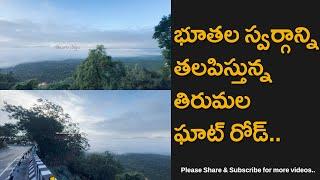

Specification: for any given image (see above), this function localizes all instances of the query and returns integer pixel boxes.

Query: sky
[0,90,171,155]
[0,0,170,67]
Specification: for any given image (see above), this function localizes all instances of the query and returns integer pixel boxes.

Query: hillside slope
[117,153,171,180]
[0,56,163,83]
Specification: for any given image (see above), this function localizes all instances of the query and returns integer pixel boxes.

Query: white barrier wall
[28,148,56,180]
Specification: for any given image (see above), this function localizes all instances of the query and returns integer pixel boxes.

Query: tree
[0,72,18,89]
[13,79,39,90]
[47,77,73,90]
[1,99,89,164]
[0,140,6,148]
[116,172,146,180]
[0,123,19,145]
[73,45,126,89]
[0,123,18,138]
[153,14,171,77]
[121,64,165,89]
[69,151,123,180]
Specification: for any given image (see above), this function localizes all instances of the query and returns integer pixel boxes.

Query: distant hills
[1,59,81,83]
[50,153,171,180]
[117,153,171,180]
[0,55,163,83]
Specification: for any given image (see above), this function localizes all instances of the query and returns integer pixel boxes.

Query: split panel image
[0,90,171,180]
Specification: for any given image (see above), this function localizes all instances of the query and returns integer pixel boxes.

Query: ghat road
[0,146,31,179]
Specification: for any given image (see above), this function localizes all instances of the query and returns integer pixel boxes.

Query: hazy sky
[0,0,170,67]
[0,90,171,155]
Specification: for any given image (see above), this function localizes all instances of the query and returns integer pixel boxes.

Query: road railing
[28,147,56,180]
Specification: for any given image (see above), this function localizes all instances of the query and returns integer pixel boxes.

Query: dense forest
[0,123,18,148]
[0,55,167,89]
[0,56,163,84]
[0,48,170,90]
[0,14,171,90]
[117,153,171,180]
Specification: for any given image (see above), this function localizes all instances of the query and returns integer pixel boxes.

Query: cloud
[93,97,169,131]
[0,91,103,129]
[0,19,159,49]
[0,19,161,67]
[0,91,38,124]
[0,91,170,154]
[3,20,153,44]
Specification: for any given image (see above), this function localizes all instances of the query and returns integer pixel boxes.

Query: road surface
[0,146,30,179]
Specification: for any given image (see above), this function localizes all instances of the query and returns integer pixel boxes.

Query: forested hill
[1,59,81,83]
[117,153,171,180]
[0,55,163,83]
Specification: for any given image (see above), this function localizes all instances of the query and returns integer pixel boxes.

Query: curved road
[0,146,30,179]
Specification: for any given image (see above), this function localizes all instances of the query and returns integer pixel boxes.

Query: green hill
[0,56,163,83]
[1,59,81,83]
[50,153,171,180]
[116,153,171,180]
